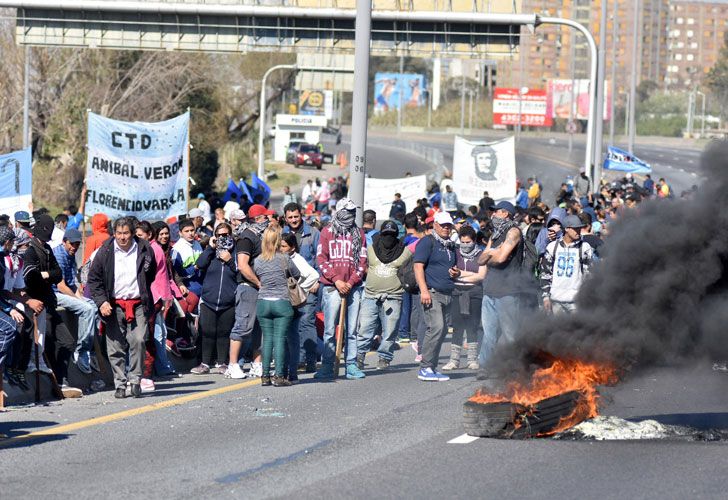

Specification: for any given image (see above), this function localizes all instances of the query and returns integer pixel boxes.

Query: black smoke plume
[484,141,728,384]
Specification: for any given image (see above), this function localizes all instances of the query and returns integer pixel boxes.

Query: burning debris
[466,142,728,437]
[465,359,618,438]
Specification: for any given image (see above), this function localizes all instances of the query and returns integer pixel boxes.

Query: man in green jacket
[356,221,412,370]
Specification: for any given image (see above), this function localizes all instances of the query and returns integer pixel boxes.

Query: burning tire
[463,391,584,439]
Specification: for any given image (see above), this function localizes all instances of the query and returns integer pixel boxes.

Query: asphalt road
[2,345,727,499]
[2,134,725,499]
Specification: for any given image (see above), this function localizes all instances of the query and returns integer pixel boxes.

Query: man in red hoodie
[83,213,110,264]
[315,198,368,380]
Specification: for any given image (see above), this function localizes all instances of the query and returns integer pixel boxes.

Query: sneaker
[441,359,459,371]
[345,364,366,380]
[212,363,228,375]
[418,367,450,382]
[414,354,422,362]
[305,360,317,373]
[114,387,126,399]
[398,337,411,344]
[467,361,479,370]
[61,384,83,398]
[29,357,53,375]
[90,379,107,392]
[74,351,92,374]
[272,375,292,387]
[130,383,142,398]
[313,365,335,380]
[140,378,156,393]
[392,342,401,351]
[249,362,263,378]
[376,358,390,370]
[225,363,247,379]
[190,363,210,375]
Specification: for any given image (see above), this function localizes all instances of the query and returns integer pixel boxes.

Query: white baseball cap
[335,198,358,211]
[434,211,453,225]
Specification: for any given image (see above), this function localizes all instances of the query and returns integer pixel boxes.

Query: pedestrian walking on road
[315,198,368,380]
[356,220,412,371]
[254,227,300,387]
[88,217,157,398]
[413,211,460,381]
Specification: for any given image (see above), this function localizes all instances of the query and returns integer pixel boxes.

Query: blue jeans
[479,294,522,368]
[397,292,412,340]
[357,295,402,361]
[321,284,362,366]
[290,292,318,367]
[153,310,175,374]
[55,293,96,354]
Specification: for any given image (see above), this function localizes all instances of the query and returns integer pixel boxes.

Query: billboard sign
[373,73,426,113]
[493,88,552,127]
[548,79,612,121]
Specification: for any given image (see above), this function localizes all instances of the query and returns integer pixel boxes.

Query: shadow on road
[0,420,69,450]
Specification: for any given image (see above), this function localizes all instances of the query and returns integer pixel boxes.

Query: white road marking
[691,172,698,177]
[448,433,480,444]
[679,168,685,172]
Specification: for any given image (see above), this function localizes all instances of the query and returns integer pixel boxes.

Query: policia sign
[85,112,190,220]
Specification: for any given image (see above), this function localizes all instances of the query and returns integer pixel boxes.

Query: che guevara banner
[452,136,517,206]
[85,111,189,220]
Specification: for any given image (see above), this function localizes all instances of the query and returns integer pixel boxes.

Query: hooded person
[356,220,412,370]
[535,207,567,256]
[83,212,110,264]
[315,197,368,380]
[22,214,80,393]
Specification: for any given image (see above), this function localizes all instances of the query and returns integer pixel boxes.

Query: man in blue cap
[477,200,526,375]
[14,211,32,231]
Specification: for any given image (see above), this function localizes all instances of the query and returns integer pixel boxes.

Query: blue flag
[251,173,271,204]
[603,146,652,174]
[222,179,243,203]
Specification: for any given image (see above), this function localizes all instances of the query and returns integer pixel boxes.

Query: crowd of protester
[0,168,683,403]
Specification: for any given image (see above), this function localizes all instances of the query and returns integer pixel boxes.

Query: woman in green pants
[254,227,301,386]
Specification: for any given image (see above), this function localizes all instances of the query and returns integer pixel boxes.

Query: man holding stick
[315,198,368,380]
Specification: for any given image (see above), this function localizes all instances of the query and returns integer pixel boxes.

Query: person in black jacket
[87,217,156,399]
[190,222,238,375]
[22,214,63,375]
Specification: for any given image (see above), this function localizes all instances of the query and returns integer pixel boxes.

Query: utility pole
[516,44,525,143]
[427,86,432,128]
[23,46,30,148]
[348,0,372,224]
[568,33,576,154]
[687,90,694,137]
[696,90,706,137]
[592,0,608,185]
[468,90,473,130]
[460,72,466,134]
[627,0,640,154]
[608,0,617,147]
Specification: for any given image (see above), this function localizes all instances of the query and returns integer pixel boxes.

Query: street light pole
[627,0,640,154]
[608,0,617,147]
[348,0,373,223]
[593,0,608,182]
[23,46,30,148]
[397,54,403,133]
[257,64,353,179]
[696,90,706,137]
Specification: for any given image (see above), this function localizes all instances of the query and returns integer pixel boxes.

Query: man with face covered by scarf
[477,201,526,376]
[356,220,411,370]
[22,214,83,396]
[315,198,368,380]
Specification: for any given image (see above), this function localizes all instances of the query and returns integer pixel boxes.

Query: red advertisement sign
[493,88,552,127]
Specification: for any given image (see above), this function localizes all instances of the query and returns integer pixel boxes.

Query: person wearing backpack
[356,221,412,370]
[477,201,526,373]
[539,215,594,315]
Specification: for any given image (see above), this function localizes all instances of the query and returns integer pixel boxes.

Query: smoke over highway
[486,140,728,382]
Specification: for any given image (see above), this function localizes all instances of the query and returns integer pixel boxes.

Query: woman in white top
[280,232,319,381]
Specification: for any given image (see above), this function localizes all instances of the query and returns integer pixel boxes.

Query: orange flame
[469,358,619,435]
